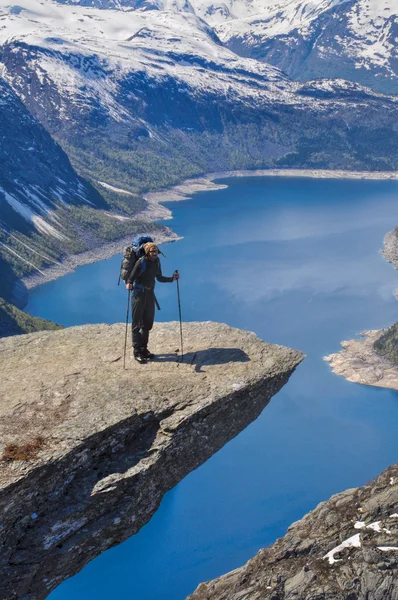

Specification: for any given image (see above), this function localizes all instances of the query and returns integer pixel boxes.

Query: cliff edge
[0,321,303,599]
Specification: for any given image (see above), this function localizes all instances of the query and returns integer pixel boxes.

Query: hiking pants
[131,289,155,351]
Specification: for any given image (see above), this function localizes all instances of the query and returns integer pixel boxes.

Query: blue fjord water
[27,176,398,600]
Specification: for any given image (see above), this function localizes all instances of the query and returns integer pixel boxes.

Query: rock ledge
[0,321,303,599]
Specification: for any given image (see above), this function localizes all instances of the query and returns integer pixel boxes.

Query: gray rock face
[0,321,303,599]
[188,463,398,600]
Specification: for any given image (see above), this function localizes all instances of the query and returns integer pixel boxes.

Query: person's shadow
[154,347,250,372]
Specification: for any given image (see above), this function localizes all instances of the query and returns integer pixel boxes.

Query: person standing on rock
[126,242,179,364]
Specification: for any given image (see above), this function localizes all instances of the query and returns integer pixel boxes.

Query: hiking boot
[141,347,155,360]
[134,350,147,364]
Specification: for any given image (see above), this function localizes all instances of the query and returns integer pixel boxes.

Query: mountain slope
[0,75,111,299]
[1,0,398,196]
[0,76,105,235]
[49,0,398,93]
[0,297,62,337]
[213,0,398,94]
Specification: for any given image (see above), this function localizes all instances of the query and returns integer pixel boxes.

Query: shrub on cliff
[373,322,398,364]
[0,298,62,338]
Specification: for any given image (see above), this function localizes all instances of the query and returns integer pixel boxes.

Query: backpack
[118,235,153,284]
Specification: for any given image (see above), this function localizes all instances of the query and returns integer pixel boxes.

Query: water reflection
[29,176,398,600]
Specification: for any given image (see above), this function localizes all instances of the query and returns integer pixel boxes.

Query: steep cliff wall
[0,321,303,599]
[188,463,398,600]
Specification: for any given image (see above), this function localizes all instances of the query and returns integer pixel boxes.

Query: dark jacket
[127,257,173,291]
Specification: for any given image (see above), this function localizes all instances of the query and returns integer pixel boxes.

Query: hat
[143,242,159,255]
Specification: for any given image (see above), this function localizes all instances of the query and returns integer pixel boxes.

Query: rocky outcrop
[383,228,398,271]
[323,228,398,389]
[324,330,398,390]
[188,463,398,600]
[0,321,303,599]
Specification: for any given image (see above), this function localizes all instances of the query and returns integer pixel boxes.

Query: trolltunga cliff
[0,321,303,599]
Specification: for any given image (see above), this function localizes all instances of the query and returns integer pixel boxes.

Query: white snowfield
[1,0,395,112]
[211,0,398,83]
[49,0,397,78]
[0,0,286,86]
[127,0,397,90]
[0,0,301,138]
[1,0,394,125]
[0,0,396,236]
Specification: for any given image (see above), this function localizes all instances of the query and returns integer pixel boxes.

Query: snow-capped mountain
[52,0,398,93]
[213,0,398,94]
[1,0,398,300]
[1,0,397,185]
[1,0,397,191]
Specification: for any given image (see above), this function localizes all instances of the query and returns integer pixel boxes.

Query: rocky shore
[324,227,398,390]
[382,227,398,271]
[144,168,398,206]
[19,227,179,293]
[324,330,398,390]
[188,463,398,600]
[0,321,303,599]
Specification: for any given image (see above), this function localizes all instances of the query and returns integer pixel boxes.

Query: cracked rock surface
[0,321,303,599]
[188,464,398,600]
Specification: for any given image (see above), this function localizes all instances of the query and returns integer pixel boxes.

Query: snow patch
[354,520,391,534]
[324,533,361,565]
[98,181,135,195]
[32,216,69,240]
[2,189,36,222]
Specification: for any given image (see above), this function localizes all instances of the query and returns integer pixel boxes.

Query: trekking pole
[175,270,184,362]
[123,289,131,369]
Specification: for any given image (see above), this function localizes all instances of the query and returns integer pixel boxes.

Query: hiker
[126,242,179,363]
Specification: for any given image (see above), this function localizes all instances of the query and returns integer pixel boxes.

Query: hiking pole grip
[175,270,184,362]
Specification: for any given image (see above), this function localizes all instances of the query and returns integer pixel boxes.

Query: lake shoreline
[382,228,398,271]
[144,168,398,205]
[19,168,398,297]
[325,228,398,390]
[324,329,398,390]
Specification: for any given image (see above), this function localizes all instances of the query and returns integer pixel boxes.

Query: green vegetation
[60,137,203,195]
[373,323,398,365]
[0,298,62,338]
